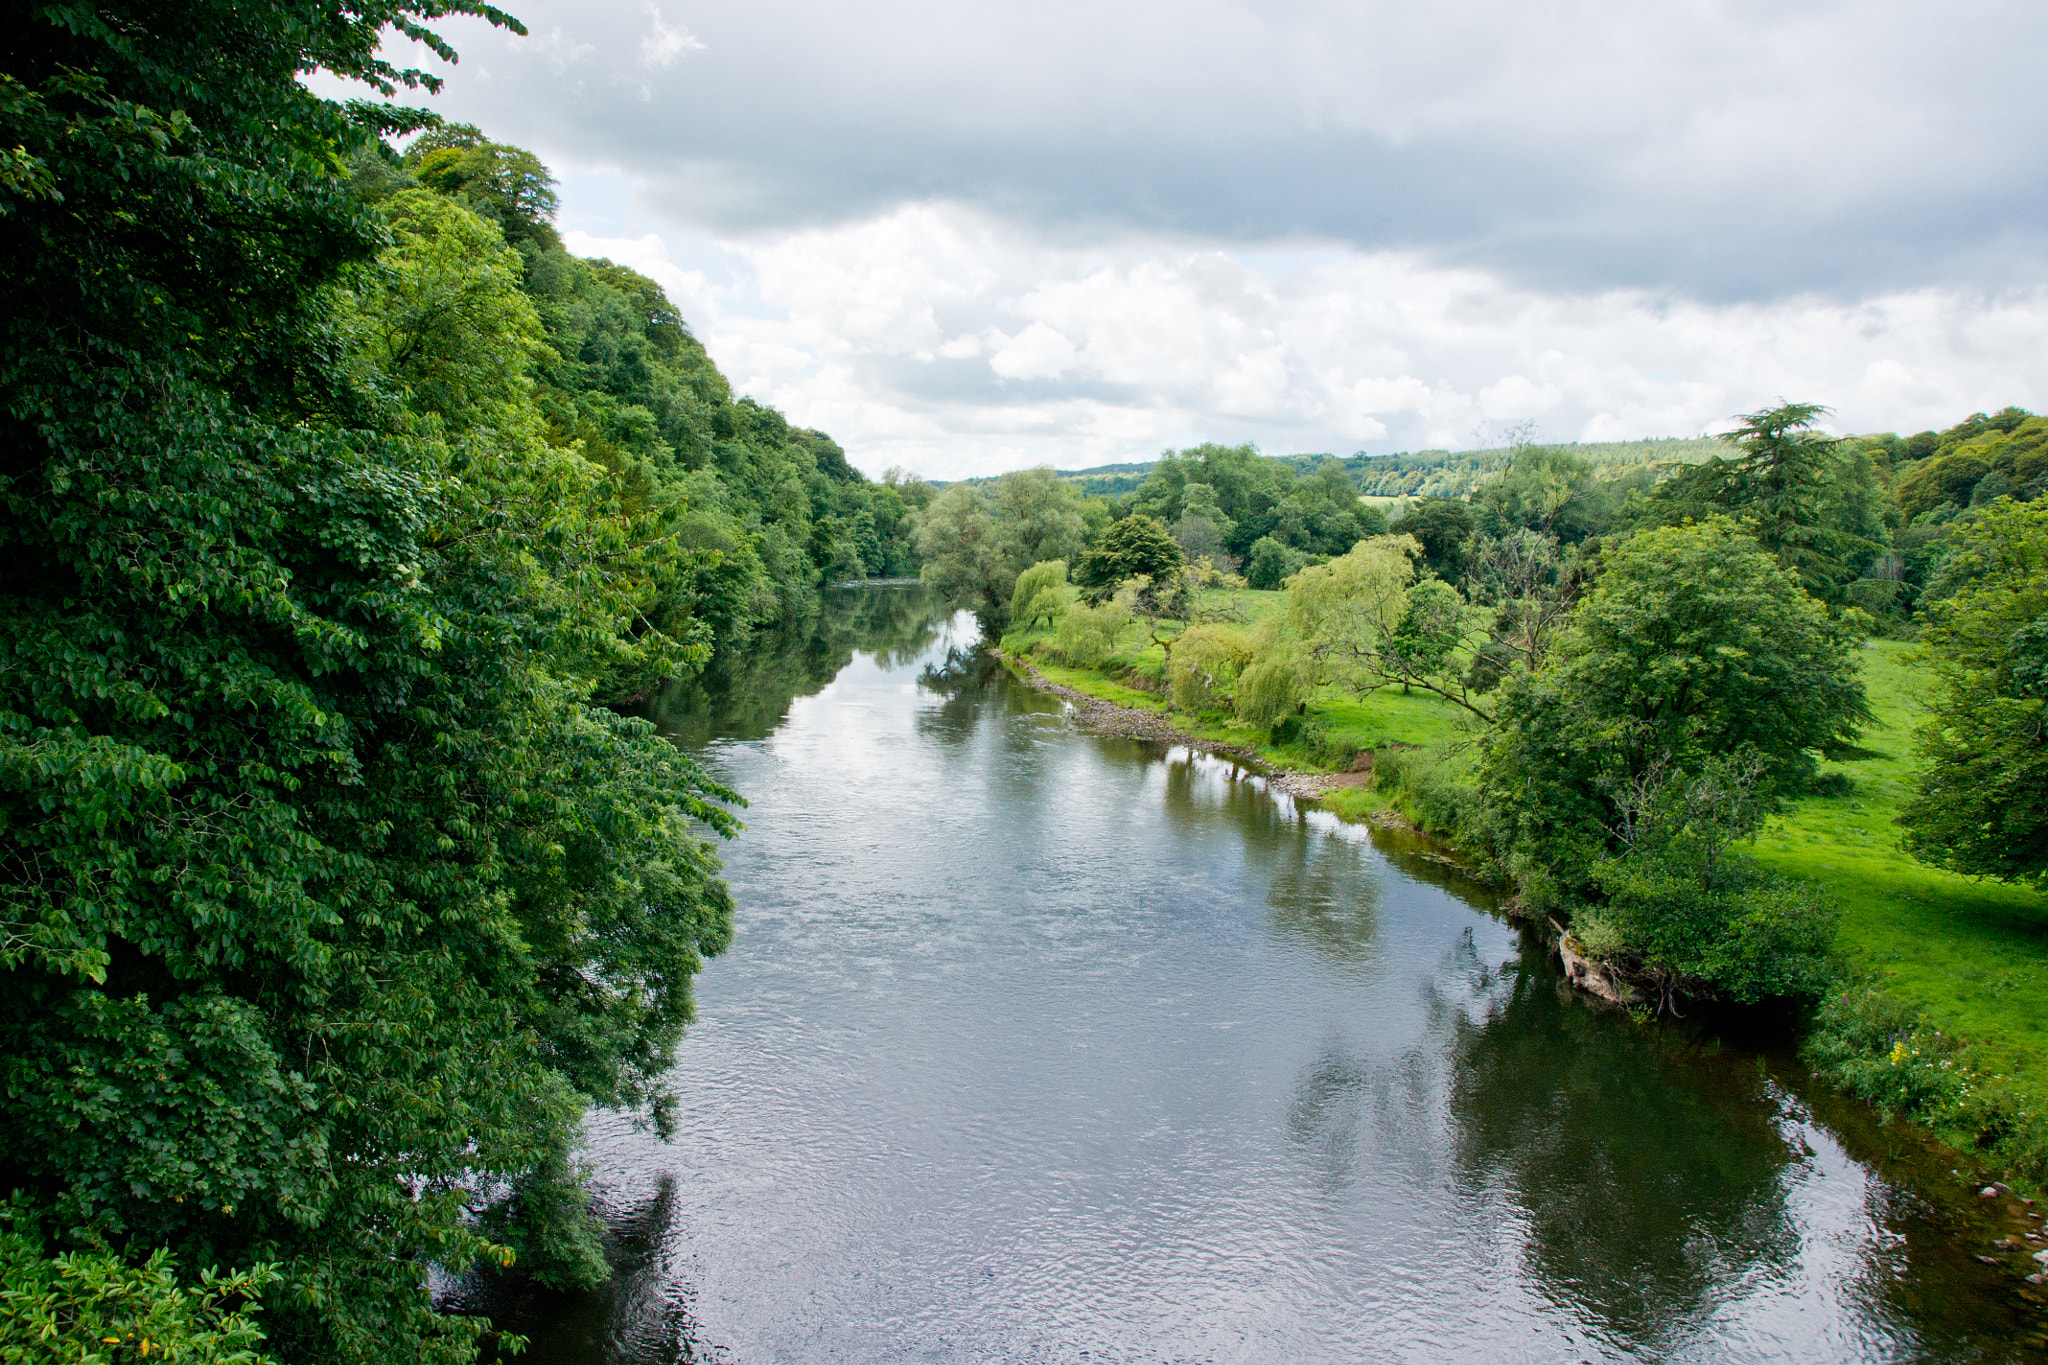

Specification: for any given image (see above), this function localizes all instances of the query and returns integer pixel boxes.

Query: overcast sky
[360,0,2048,478]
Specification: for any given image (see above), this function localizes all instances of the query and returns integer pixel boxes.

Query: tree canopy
[1898,497,2048,886]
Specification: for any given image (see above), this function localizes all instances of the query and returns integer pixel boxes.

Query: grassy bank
[1752,642,2048,1180]
[1006,611,2048,1182]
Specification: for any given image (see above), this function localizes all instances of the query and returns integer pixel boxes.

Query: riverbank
[990,647,1405,812]
[998,625,2048,1208]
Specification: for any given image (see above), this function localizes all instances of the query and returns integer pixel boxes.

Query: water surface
[494,587,2044,1363]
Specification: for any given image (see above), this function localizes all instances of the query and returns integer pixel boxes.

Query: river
[482,585,2044,1363]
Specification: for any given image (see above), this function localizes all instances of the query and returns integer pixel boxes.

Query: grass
[1750,641,2048,1142]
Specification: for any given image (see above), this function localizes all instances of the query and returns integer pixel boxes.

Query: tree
[1477,444,1599,542]
[1474,519,1870,893]
[403,123,561,251]
[1281,536,1487,717]
[1572,755,1838,1011]
[1645,403,1888,603]
[0,5,745,1362]
[992,466,1087,571]
[1243,535,1309,589]
[1010,559,1073,628]
[915,483,1007,615]
[1389,497,1475,583]
[1075,513,1183,599]
[1898,497,2048,886]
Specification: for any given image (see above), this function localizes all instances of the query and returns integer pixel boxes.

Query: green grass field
[1750,642,2048,1101]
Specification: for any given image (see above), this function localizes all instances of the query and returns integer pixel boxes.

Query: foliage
[1129,444,1378,561]
[1243,535,1311,590]
[0,4,764,1362]
[0,1199,282,1364]
[1010,559,1074,629]
[1898,497,2048,886]
[1473,519,1869,902]
[919,469,1085,621]
[1574,754,1838,1008]
[1074,513,1184,600]
[1167,625,1256,711]
[1054,598,1132,667]
[1280,535,1488,717]
[1642,403,1890,604]
[1388,498,1475,582]
[1474,443,1603,543]
[1893,410,2047,519]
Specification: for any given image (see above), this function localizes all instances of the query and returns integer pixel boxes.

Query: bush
[1055,599,1132,666]
[0,1198,283,1364]
[1372,746,1474,833]
[1244,536,1310,590]
[1167,625,1255,710]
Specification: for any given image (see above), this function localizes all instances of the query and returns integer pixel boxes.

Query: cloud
[563,205,2048,480]
[317,1,2048,476]
[406,0,2048,300]
[638,6,704,67]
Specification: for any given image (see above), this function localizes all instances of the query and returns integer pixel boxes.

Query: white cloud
[329,1,2048,479]
[561,203,2048,480]
[639,5,704,66]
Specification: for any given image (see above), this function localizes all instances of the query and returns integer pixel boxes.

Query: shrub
[1167,625,1255,710]
[0,1198,283,1364]
[1055,598,1132,666]
[1244,536,1310,590]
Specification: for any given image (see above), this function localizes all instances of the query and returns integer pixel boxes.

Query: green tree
[992,466,1087,570]
[1280,536,1484,716]
[403,123,561,251]
[1898,497,2048,886]
[1243,535,1309,589]
[1074,513,1183,599]
[1389,497,1475,583]
[0,5,743,1363]
[915,483,1007,615]
[1474,519,1869,894]
[1646,403,1887,603]
[1010,559,1073,628]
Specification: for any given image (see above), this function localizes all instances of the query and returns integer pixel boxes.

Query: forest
[3,0,2045,1359]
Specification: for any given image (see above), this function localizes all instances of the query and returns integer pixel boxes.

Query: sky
[342,0,2048,479]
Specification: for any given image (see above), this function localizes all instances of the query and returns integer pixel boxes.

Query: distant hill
[964,437,1727,499]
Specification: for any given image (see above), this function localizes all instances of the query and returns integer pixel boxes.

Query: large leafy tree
[1,4,740,1362]
[1475,519,1869,882]
[1898,498,2048,886]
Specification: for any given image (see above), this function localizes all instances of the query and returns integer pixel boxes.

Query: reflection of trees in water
[1447,965,1800,1354]
[469,1175,733,1365]
[642,586,951,746]
[913,645,1010,744]
[1284,931,1491,1197]
[1149,751,1386,969]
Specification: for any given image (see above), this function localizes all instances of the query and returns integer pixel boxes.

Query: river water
[492,586,2044,1363]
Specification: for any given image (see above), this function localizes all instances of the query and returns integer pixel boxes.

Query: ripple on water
[472,593,2045,1365]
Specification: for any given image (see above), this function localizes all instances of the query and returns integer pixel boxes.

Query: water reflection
[488,587,2043,1364]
